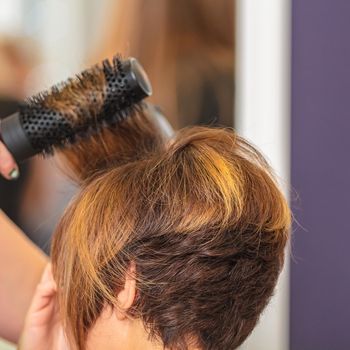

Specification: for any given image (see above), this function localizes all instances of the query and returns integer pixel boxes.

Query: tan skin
[0,141,47,343]
[0,141,191,349]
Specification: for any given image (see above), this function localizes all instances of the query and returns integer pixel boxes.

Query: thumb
[27,264,57,319]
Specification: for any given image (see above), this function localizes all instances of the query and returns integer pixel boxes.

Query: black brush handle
[0,113,36,160]
[126,58,153,100]
[0,57,152,162]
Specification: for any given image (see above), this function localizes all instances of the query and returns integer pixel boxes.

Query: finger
[40,263,54,285]
[0,141,19,180]
[27,264,57,315]
[24,279,58,329]
[29,280,57,314]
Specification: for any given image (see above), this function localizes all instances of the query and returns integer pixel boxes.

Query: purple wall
[291,0,350,349]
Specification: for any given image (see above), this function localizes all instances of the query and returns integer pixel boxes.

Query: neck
[86,306,164,350]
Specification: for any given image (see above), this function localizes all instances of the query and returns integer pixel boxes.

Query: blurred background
[0,0,349,349]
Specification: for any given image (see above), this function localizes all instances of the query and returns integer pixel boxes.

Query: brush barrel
[0,112,36,161]
[0,57,152,162]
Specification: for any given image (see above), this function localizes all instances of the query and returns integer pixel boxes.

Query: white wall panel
[235,1,291,349]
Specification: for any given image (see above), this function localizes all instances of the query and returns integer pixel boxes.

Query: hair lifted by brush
[51,106,291,350]
[18,55,150,155]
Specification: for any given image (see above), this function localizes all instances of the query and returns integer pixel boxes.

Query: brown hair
[93,0,234,128]
[51,106,290,349]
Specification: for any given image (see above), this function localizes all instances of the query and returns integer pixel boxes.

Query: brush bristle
[18,55,148,155]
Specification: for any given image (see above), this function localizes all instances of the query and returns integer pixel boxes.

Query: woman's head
[51,106,290,349]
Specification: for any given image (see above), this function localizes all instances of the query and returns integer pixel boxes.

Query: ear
[115,262,136,320]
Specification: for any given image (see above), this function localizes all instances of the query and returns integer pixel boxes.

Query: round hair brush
[0,56,152,162]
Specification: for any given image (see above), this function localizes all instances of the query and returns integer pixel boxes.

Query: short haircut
[51,107,291,350]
